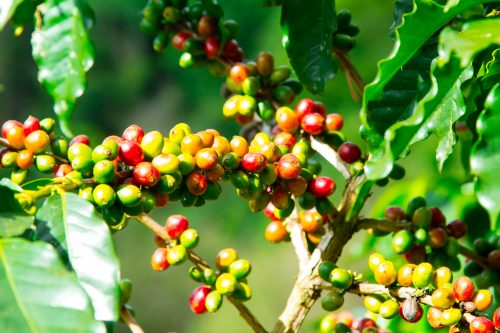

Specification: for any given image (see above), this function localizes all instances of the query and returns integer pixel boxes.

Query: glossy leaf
[21,178,54,191]
[481,48,500,90]
[388,0,413,39]
[31,0,94,137]
[0,213,34,238]
[361,0,491,179]
[363,16,500,179]
[280,0,336,94]
[36,192,121,321]
[0,0,23,30]
[0,238,106,332]
[471,83,500,228]
[0,178,25,213]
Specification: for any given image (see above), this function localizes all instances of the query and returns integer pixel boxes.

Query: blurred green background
[0,1,487,332]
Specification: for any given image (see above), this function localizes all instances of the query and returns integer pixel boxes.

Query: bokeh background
[0,1,490,332]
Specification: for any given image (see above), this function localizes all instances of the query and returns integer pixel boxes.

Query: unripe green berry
[93,184,116,208]
[116,184,142,207]
[166,244,188,265]
[93,160,116,184]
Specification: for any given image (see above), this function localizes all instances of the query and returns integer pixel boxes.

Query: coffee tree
[0,0,499,332]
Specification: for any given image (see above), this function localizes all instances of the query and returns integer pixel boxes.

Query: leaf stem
[120,305,145,333]
[310,136,351,179]
[285,204,309,272]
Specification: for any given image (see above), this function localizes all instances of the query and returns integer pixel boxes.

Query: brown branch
[346,283,432,306]
[285,205,310,272]
[355,218,413,232]
[458,245,490,270]
[310,136,351,179]
[333,49,365,100]
[133,213,267,333]
[227,297,268,333]
[120,305,145,333]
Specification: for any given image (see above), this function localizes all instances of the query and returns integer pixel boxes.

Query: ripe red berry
[229,63,250,84]
[172,31,191,51]
[301,113,325,135]
[55,164,73,177]
[222,39,243,62]
[119,140,144,166]
[470,317,495,333]
[122,124,144,143]
[189,285,211,314]
[276,107,299,133]
[133,162,160,186]
[355,318,377,330]
[70,134,91,146]
[186,171,208,195]
[325,113,344,131]
[204,37,221,58]
[197,16,217,37]
[402,245,426,264]
[309,176,336,198]
[295,98,315,122]
[151,248,170,271]
[446,220,467,238]
[263,202,280,221]
[277,153,302,179]
[453,276,475,302]
[165,215,189,239]
[242,152,267,173]
[2,120,23,138]
[430,207,446,227]
[23,116,40,136]
[274,132,296,149]
[493,307,500,329]
[313,101,327,116]
[384,206,406,222]
[428,227,448,248]
[338,142,362,163]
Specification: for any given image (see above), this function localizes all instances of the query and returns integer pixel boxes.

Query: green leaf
[280,0,336,94]
[31,0,94,137]
[482,48,500,90]
[0,238,106,332]
[0,0,24,30]
[414,65,473,171]
[471,83,500,228]
[363,17,500,179]
[0,178,25,213]
[0,213,34,238]
[361,0,492,178]
[36,192,121,321]
[21,178,54,191]
[388,0,413,39]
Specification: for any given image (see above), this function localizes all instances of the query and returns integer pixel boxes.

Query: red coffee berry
[165,215,189,239]
[189,285,211,314]
[186,171,208,195]
[384,206,406,222]
[242,152,267,173]
[263,202,280,221]
[229,63,249,84]
[197,16,217,37]
[2,120,23,138]
[274,132,296,149]
[301,113,325,135]
[470,317,495,333]
[172,31,191,51]
[55,164,73,177]
[276,107,299,133]
[493,307,500,329]
[295,98,315,122]
[222,39,244,62]
[446,220,467,238]
[23,116,40,136]
[338,142,362,163]
[488,250,500,270]
[151,248,170,271]
[325,113,344,131]
[119,140,144,166]
[277,153,302,179]
[313,101,327,116]
[428,227,448,248]
[265,221,288,243]
[402,245,426,264]
[355,318,377,330]
[133,162,160,186]
[204,37,221,58]
[453,276,475,302]
[430,207,446,227]
[309,176,336,198]
[70,134,91,146]
[122,124,144,143]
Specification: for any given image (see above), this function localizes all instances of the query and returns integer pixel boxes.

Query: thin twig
[458,245,490,270]
[133,213,267,333]
[310,136,351,179]
[227,297,268,333]
[346,283,432,306]
[333,49,365,99]
[120,305,145,333]
[284,204,309,272]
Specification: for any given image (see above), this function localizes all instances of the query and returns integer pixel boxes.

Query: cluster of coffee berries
[141,0,243,69]
[332,9,359,52]
[0,116,57,184]
[318,311,389,333]
[151,215,199,271]
[383,196,468,270]
[467,234,500,286]
[222,54,303,124]
[188,248,252,314]
[1,117,341,229]
[318,261,359,312]
[367,253,498,332]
